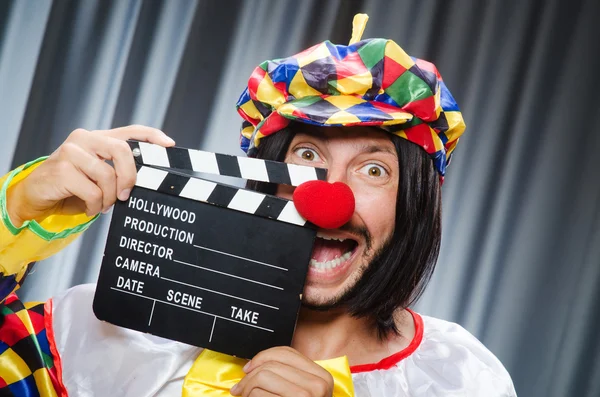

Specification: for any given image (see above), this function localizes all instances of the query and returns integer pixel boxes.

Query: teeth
[316,232,346,242]
[310,251,353,272]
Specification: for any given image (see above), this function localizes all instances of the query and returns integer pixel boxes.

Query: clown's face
[277,126,399,308]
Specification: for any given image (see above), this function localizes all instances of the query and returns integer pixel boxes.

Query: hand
[230,347,333,397]
[6,125,175,227]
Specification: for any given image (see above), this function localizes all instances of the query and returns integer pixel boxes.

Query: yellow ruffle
[183,349,355,396]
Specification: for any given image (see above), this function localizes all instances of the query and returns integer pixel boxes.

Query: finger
[58,162,104,216]
[247,390,278,397]
[239,362,330,396]
[60,143,117,211]
[101,124,175,147]
[64,131,138,201]
[247,347,329,380]
[69,128,173,199]
[234,370,305,397]
[104,137,137,201]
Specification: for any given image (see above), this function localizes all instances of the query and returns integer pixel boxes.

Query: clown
[0,15,516,397]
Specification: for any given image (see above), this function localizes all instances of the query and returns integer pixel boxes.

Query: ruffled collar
[350,309,424,373]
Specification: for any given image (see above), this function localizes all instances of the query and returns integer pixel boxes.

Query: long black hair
[246,124,442,338]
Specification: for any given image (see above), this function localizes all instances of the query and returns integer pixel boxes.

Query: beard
[301,225,393,312]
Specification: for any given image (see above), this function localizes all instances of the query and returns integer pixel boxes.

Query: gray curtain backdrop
[1,0,599,395]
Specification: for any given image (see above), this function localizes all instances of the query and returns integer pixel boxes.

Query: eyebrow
[358,144,398,157]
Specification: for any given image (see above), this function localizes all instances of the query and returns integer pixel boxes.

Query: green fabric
[357,38,387,69]
[386,71,432,107]
[288,95,322,108]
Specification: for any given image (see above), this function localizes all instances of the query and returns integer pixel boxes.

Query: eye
[360,164,387,178]
[294,147,321,162]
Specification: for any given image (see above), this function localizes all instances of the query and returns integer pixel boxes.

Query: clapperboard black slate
[93,141,327,358]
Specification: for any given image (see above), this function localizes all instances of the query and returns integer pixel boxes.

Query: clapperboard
[93,141,327,358]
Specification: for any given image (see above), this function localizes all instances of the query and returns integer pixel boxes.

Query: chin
[301,257,366,310]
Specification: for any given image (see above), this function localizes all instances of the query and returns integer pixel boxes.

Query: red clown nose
[292,180,355,229]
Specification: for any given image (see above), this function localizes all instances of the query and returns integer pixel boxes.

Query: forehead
[289,125,397,154]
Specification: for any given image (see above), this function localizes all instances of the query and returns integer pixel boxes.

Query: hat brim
[276,95,412,128]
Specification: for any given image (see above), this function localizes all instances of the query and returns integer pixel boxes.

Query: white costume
[51,284,516,396]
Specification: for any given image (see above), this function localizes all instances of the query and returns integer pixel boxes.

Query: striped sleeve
[0,158,98,303]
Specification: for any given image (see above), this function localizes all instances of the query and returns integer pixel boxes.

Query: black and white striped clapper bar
[93,141,327,359]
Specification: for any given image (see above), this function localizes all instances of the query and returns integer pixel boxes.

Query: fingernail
[164,136,175,145]
[118,189,131,201]
[230,383,239,394]
[242,360,251,373]
[102,205,113,214]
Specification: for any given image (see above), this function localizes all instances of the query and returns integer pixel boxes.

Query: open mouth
[310,232,359,272]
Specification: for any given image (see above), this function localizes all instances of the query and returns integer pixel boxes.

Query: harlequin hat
[236,14,465,177]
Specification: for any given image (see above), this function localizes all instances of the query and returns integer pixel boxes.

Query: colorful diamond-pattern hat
[236,14,465,177]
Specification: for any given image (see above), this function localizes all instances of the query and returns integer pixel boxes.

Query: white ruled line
[209,317,217,342]
[193,244,288,271]
[110,287,274,332]
[173,259,284,290]
[148,300,156,326]
[161,276,279,310]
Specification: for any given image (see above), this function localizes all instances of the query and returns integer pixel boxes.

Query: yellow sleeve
[0,157,98,300]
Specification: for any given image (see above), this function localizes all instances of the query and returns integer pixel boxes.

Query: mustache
[338,222,372,253]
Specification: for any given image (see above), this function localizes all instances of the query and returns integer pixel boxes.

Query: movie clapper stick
[93,141,327,359]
